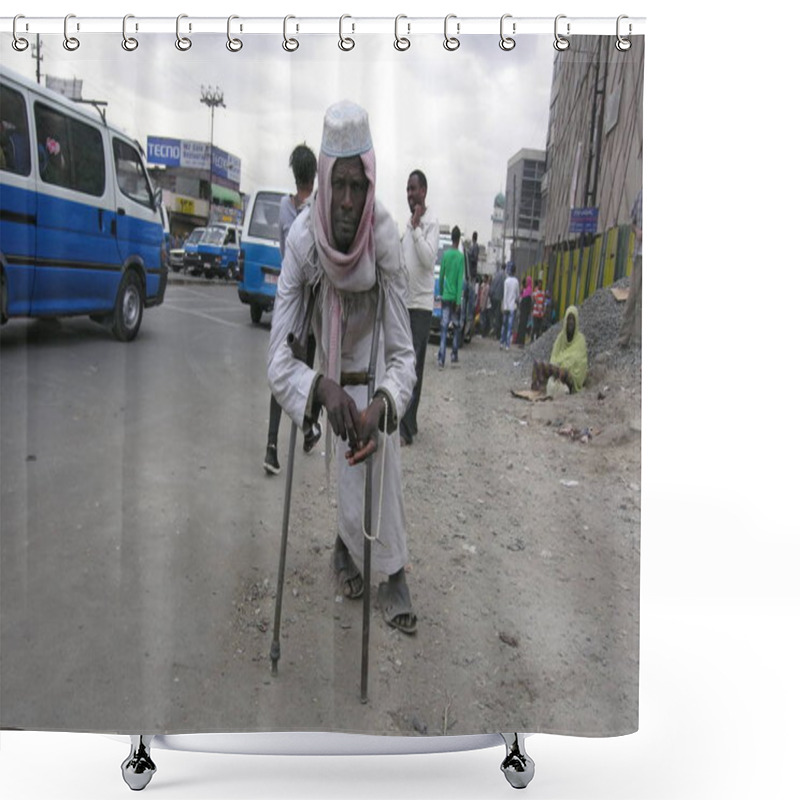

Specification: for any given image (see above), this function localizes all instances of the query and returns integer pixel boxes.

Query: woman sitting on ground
[530,304,588,395]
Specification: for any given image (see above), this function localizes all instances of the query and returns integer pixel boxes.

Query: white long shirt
[401,208,439,311]
[267,201,416,576]
[502,275,520,312]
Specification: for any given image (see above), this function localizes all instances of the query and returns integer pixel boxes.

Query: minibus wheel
[250,304,262,324]
[112,271,144,342]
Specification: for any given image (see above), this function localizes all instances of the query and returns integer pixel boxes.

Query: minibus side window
[33,101,105,196]
[248,192,282,241]
[113,138,154,209]
[0,83,31,176]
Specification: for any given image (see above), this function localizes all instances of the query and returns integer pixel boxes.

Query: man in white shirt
[500,261,520,350]
[399,169,439,446]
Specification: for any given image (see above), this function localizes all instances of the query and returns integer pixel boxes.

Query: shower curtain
[0,18,643,745]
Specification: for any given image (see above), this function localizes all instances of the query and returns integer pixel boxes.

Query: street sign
[569,207,599,234]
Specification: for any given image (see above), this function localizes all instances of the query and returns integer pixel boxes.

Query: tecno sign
[147,137,182,167]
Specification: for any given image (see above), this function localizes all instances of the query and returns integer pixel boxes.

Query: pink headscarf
[521,276,533,299]
[312,148,378,387]
[312,149,377,293]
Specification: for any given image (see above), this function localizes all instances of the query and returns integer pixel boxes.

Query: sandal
[333,543,363,600]
[378,581,417,635]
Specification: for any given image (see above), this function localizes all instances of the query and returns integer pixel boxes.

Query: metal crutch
[359,284,385,703]
[270,287,318,677]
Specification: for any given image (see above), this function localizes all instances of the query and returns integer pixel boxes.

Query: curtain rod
[2,15,646,37]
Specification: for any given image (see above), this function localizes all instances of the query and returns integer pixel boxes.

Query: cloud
[2,31,552,244]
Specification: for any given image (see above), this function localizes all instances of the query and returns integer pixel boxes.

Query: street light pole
[199,85,225,223]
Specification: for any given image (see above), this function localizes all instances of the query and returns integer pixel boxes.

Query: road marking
[162,303,242,328]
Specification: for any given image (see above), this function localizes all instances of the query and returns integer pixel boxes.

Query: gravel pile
[488,277,641,389]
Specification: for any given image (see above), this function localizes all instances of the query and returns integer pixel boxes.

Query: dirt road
[231,289,641,738]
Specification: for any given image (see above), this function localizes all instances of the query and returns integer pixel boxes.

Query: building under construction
[532,35,644,320]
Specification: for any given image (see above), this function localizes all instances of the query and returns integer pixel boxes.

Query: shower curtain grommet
[175,14,192,51]
[12,15,29,52]
[122,14,139,52]
[443,14,460,51]
[283,15,299,52]
[63,13,80,51]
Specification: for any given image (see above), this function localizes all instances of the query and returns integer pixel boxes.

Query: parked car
[1,63,167,342]
[237,187,287,324]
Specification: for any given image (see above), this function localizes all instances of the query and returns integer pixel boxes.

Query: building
[486,192,506,273]
[542,36,643,254]
[504,149,546,273]
[146,136,243,240]
[534,35,644,319]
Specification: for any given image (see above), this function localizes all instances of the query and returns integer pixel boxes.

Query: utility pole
[31,34,43,84]
[199,85,225,223]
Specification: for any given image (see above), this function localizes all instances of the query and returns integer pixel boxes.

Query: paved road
[0,283,285,732]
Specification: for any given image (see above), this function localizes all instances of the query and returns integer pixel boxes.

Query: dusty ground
[229,284,641,738]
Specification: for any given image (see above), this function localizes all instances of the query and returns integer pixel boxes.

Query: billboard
[147,137,241,185]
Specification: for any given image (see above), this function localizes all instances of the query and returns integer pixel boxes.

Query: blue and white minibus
[0,64,167,341]
[237,187,288,324]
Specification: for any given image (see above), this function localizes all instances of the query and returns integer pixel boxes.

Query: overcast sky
[2,31,552,244]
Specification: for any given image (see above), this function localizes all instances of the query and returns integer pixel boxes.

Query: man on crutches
[267,101,418,696]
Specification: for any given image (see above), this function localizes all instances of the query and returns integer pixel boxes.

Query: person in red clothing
[532,280,546,341]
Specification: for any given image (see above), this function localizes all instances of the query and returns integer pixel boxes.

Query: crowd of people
[263,100,638,640]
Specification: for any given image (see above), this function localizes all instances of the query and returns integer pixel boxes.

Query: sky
[1,28,553,245]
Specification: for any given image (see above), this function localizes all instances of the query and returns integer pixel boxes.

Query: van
[185,222,240,280]
[237,187,288,324]
[0,64,167,342]
[180,226,205,274]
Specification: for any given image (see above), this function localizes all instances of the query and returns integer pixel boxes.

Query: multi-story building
[542,36,643,255]
[532,35,644,319]
[146,137,243,241]
[504,149,546,273]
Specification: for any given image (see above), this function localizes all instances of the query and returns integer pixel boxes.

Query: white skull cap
[320,100,373,158]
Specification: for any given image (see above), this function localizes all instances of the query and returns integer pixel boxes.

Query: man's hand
[346,398,384,466]
[411,204,423,229]
[315,377,359,449]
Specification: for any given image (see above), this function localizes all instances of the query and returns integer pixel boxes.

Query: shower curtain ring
[12,15,29,52]
[499,14,516,51]
[283,15,299,52]
[443,14,460,51]
[554,14,570,51]
[394,15,410,51]
[122,14,139,51]
[226,15,243,52]
[63,14,80,51]
[339,15,355,51]
[176,14,192,51]
[616,15,632,51]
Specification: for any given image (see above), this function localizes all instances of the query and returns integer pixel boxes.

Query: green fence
[521,225,635,322]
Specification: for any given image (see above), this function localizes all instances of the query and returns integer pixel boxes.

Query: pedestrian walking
[500,262,519,350]
[516,275,533,348]
[489,262,506,339]
[437,226,465,367]
[532,280,546,341]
